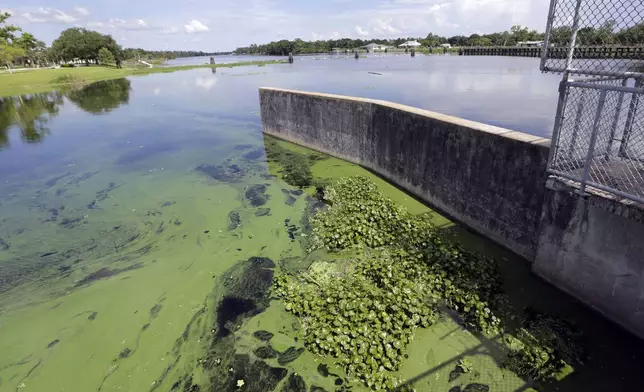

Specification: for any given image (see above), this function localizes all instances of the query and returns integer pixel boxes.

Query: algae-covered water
[1,63,644,392]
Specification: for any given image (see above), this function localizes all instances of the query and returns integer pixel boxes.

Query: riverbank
[0,60,285,97]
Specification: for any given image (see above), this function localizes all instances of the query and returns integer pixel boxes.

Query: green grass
[0,60,285,97]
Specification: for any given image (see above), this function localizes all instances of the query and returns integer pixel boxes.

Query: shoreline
[0,60,286,98]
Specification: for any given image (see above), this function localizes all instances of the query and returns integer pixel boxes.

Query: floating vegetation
[503,310,585,380]
[216,257,275,337]
[0,237,9,250]
[96,182,120,201]
[88,311,98,321]
[277,347,305,366]
[74,263,143,287]
[280,373,306,392]
[255,208,271,217]
[228,211,241,230]
[47,339,60,348]
[196,164,245,183]
[254,345,279,359]
[253,330,274,342]
[245,184,270,207]
[276,176,581,389]
[59,215,87,229]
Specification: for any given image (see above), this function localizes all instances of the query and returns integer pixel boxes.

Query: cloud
[23,13,46,23]
[74,7,90,16]
[86,21,104,28]
[109,18,152,31]
[184,20,209,34]
[54,10,77,23]
[355,25,370,36]
[19,7,80,24]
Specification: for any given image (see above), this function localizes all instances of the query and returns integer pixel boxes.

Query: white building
[399,41,422,48]
[517,41,544,47]
[363,43,389,52]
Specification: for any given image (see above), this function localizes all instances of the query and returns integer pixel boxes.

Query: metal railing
[548,77,644,203]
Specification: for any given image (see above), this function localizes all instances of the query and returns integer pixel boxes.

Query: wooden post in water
[411,48,416,57]
[209,57,215,65]
[288,52,294,63]
[354,51,359,59]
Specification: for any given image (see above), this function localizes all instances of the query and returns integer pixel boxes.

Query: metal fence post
[547,80,570,169]
[541,0,558,71]
[606,78,628,160]
[564,0,585,73]
[580,89,608,195]
[619,78,642,159]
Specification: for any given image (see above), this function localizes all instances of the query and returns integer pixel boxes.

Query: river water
[0,57,642,392]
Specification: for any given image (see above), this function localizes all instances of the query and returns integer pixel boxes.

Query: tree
[98,47,115,65]
[0,11,21,43]
[511,25,530,43]
[51,28,114,63]
[0,39,25,71]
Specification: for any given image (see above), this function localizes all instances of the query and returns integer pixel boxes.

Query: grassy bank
[0,60,284,97]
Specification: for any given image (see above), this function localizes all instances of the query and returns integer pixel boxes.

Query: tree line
[236,23,644,55]
[1,12,223,70]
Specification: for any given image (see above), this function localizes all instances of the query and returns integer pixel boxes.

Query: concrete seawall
[259,87,644,340]
[259,87,551,260]
[535,178,644,339]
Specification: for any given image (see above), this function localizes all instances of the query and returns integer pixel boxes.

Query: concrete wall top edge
[259,87,552,147]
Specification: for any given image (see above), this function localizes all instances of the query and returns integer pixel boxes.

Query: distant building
[517,41,544,47]
[440,43,452,48]
[363,43,389,52]
[399,41,422,48]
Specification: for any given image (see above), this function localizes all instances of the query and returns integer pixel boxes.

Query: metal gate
[542,0,644,202]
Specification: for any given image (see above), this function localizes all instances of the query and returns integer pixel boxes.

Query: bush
[61,64,75,68]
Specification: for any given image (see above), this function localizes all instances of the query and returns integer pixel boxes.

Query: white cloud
[355,25,370,36]
[54,10,77,23]
[74,7,89,16]
[86,21,104,27]
[184,20,209,34]
[109,18,152,31]
[23,13,46,23]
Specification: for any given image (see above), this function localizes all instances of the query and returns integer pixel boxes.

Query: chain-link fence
[548,77,644,203]
[541,0,644,77]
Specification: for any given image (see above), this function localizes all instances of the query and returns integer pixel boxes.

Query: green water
[1,68,643,392]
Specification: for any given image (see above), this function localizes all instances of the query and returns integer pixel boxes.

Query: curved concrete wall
[259,87,551,260]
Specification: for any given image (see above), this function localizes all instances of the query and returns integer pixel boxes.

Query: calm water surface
[0,57,642,392]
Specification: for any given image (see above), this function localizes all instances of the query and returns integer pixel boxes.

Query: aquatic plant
[275,250,436,390]
[279,176,581,388]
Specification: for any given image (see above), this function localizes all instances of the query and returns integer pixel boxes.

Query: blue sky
[0,0,549,51]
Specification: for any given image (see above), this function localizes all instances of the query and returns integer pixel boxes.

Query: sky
[0,0,549,51]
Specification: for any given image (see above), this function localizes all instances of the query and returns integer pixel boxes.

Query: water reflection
[0,92,64,148]
[65,79,132,115]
